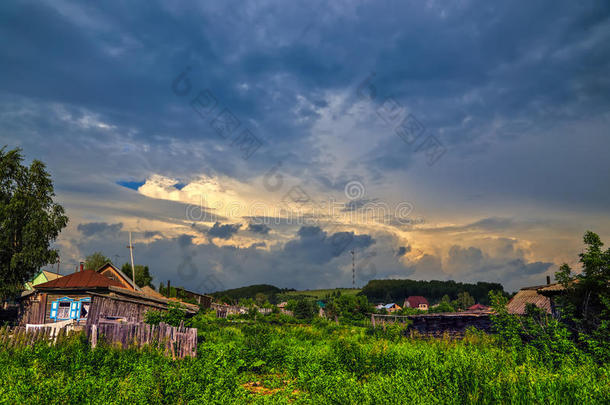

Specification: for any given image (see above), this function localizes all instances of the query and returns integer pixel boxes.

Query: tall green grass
[1,321,608,404]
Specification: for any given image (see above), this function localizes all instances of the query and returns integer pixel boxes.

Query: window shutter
[70,301,79,319]
[50,301,59,320]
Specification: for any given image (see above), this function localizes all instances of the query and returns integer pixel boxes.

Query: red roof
[405,296,429,307]
[468,303,489,311]
[35,269,123,289]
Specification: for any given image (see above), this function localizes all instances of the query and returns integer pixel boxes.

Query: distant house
[467,303,490,312]
[381,303,402,313]
[18,268,198,326]
[507,283,565,316]
[404,296,429,311]
[24,270,63,290]
[174,287,213,308]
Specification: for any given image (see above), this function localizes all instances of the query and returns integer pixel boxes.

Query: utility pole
[127,232,136,288]
[351,250,355,288]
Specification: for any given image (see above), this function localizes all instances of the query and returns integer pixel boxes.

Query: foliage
[360,278,506,305]
[555,231,610,362]
[288,299,318,320]
[0,147,68,299]
[453,291,475,310]
[83,252,111,271]
[144,302,189,327]
[121,262,154,289]
[1,321,609,403]
[429,295,456,313]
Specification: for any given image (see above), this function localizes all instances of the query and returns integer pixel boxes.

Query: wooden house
[507,283,565,316]
[18,269,198,326]
[380,303,402,313]
[404,296,429,311]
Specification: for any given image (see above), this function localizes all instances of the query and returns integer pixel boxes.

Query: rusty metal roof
[507,289,552,314]
[35,269,123,289]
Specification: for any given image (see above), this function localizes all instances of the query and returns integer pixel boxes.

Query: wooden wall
[86,295,166,326]
[18,293,47,325]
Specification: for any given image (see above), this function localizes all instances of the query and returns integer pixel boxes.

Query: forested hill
[359,279,506,305]
[211,284,293,303]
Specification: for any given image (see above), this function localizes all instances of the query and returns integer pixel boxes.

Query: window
[50,297,91,321]
[50,297,74,321]
[79,298,91,319]
[57,301,70,319]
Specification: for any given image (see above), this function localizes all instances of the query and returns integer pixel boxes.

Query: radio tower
[350,250,355,288]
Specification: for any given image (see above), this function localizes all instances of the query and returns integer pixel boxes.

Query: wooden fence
[371,312,493,336]
[0,325,77,347]
[0,322,198,359]
[89,321,198,359]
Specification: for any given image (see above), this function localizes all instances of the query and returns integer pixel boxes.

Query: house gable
[96,262,138,291]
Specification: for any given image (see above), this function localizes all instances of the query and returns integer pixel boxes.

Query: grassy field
[1,316,609,404]
[281,288,362,299]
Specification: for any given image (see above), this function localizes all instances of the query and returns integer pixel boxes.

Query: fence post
[91,324,97,349]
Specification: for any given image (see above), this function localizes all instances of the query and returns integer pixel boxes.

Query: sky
[1,0,609,293]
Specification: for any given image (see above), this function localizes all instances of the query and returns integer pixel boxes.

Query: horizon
[2,1,609,294]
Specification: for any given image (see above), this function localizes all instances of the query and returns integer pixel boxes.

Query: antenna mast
[351,250,355,288]
[127,232,136,288]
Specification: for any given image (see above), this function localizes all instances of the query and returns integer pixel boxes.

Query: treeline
[360,279,506,305]
[211,284,295,304]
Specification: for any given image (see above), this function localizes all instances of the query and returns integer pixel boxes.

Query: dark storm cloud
[283,226,375,264]
[247,223,271,235]
[77,222,123,237]
[396,246,411,257]
[207,222,241,240]
[3,1,609,187]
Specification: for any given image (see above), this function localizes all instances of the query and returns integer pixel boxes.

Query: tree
[0,147,68,298]
[84,252,111,271]
[255,292,268,307]
[121,262,154,288]
[555,231,610,360]
[454,291,475,310]
[293,299,317,320]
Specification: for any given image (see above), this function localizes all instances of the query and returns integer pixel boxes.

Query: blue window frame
[50,297,92,322]
[78,297,91,320]
[50,297,73,321]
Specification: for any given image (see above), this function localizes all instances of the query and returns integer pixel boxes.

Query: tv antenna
[350,249,355,288]
[127,232,136,287]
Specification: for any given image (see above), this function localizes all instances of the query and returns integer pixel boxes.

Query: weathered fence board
[88,321,197,358]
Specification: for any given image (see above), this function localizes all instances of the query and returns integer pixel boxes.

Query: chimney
[79,262,84,272]
[546,275,551,285]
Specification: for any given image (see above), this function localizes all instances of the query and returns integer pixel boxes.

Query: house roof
[507,288,552,315]
[141,285,166,300]
[405,296,429,307]
[468,303,490,311]
[34,269,123,290]
[537,283,566,295]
